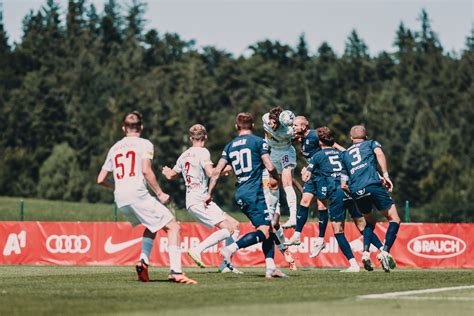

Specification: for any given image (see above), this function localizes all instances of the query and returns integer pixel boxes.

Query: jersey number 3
[114,151,136,179]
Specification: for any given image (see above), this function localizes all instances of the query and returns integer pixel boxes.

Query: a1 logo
[3,231,26,256]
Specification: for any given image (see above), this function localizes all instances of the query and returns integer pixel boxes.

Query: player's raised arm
[374,146,393,192]
[142,158,170,204]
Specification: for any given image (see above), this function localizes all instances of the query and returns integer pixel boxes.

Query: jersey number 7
[114,151,136,179]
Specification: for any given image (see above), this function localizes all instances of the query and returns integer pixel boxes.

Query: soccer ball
[279,110,295,126]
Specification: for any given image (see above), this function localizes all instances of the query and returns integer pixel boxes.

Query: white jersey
[102,136,154,208]
[262,113,294,150]
[173,147,213,209]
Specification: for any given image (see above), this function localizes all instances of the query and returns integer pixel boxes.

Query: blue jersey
[307,148,343,186]
[340,140,382,192]
[301,129,321,162]
[221,134,270,195]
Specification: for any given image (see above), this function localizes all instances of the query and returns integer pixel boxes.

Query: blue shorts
[236,187,271,227]
[327,187,345,222]
[303,177,317,194]
[343,192,362,219]
[351,184,394,214]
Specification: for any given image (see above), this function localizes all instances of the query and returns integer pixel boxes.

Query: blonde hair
[350,125,367,139]
[189,124,207,141]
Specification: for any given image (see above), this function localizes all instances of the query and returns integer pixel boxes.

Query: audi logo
[46,235,91,254]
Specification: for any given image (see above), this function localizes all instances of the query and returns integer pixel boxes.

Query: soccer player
[301,128,360,272]
[97,111,196,284]
[262,106,298,229]
[208,112,287,278]
[162,124,242,274]
[340,125,400,272]
[287,117,344,257]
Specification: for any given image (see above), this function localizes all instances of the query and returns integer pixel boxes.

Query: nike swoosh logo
[104,236,143,254]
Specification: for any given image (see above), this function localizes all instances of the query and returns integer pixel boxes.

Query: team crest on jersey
[356,189,366,195]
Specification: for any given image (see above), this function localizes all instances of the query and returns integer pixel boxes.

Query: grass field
[1,266,473,315]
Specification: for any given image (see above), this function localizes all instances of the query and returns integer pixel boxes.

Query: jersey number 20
[229,148,252,175]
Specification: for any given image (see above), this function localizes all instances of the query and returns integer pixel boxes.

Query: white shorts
[270,146,297,174]
[187,202,227,228]
[120,196,174,233]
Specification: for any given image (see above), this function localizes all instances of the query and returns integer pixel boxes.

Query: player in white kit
[262,106,299,229]
[97,111,196,284]
[162,124,242,273]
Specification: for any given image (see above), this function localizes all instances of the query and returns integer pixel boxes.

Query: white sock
[265,258,276,270]
[316,236,324,243]
[274,228,286,245]
[284,186,297,221]
[293,232,301,240]
[226,242,239,256]
[195,229,230,253]
[349,258,358,267]
[168,245,182,273]
[264,187,279,215]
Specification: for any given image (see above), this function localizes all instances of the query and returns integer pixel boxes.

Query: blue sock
[334,232,354,260]
[262,233,275,259]
[296,205,309,232]
[371,231,383,249]
[362,226,373,252]
[236,230,266,249]
[318,209,329,238]
[383,222,400,252]
[141,237,154,262]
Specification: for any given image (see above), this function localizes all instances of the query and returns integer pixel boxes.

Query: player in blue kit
[340,125,400,272]
[302,128,361,272]
[207,112,287,278]
[286,117,345,257]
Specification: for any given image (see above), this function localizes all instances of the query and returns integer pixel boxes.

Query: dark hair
[122,111,143,132]
[316,126,335,146]
[269,106,283,128]
[236,112,254,130]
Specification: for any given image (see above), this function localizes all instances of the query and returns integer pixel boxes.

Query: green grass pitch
[1,266,473,315]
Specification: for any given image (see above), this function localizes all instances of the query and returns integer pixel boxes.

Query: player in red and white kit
[97,111,196,284]
[162,124,242,273]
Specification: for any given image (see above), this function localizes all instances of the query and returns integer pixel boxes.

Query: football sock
[140,237,154,265]
[318,209,329,238]
[236,230,266,249]
[362,222,384,250]
[195,228,230,253]
[349,258,358,268]
[265,258,276,270]
[335,232,355,260]
[284,186,298,221]
[266,188,280,214]
[296,205,309,232]
[274,227,286,246]
[362,225,374,252]
[383,222,400,252]
[225,230,240,246]
[262,234,275,259]
[168,245,182,273]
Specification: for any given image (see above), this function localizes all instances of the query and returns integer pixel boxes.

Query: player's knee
[332,222,344,233]
[258,226,270,239]
[300,196,312,207]
[386,205,400,223]
[354,217,366,231]
[166,221,180,234]
[317,199,327,210]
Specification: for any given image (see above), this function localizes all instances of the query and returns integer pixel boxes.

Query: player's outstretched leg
[286,192,313,246]
[332,222,359,273]
[165,220,197,284]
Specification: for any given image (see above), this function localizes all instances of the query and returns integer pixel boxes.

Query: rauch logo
[407,234,466,259]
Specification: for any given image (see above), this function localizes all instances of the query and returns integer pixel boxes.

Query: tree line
[0,0,473,222]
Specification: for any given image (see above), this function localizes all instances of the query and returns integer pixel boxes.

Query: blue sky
[3,0,473,56]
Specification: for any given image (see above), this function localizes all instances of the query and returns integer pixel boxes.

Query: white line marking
[392,296,474,301]
[358,285,474,299]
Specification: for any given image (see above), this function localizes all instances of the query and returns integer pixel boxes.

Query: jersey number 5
[114,151,136,179]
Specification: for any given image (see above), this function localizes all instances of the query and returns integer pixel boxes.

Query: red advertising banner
[1,221,472,268]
